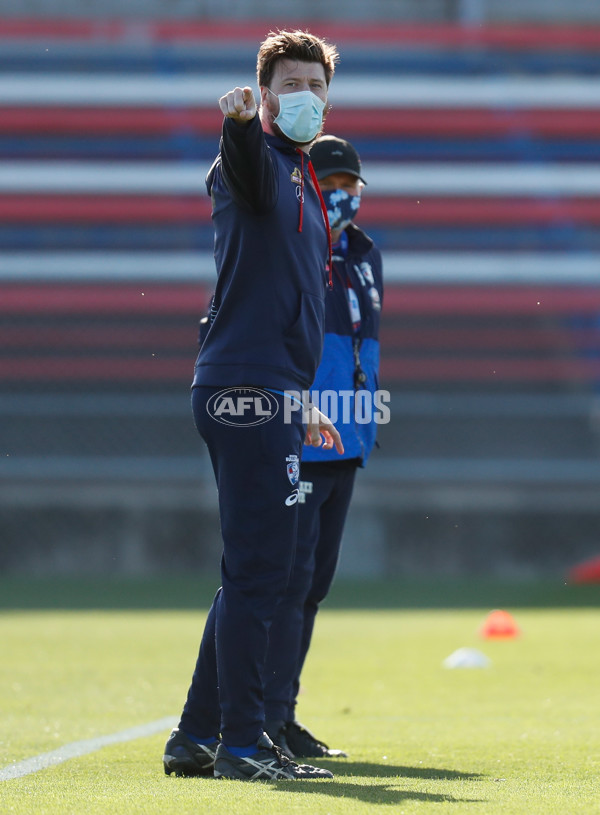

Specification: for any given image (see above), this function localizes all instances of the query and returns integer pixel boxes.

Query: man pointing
[162,30,343,782]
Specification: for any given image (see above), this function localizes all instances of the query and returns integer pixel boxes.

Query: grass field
[1,578,600,814]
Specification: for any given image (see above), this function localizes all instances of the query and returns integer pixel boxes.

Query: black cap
[310,135,366,184]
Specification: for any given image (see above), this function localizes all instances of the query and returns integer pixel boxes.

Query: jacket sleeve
[218,115,279,214]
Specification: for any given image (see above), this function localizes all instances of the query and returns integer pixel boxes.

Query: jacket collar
[264,130,303,156]
[345,222,374,256]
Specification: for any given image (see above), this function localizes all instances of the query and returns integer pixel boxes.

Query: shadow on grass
[315,760,483,781]
[270,779,485,806]
[266,761,486,805]
[187,775,485,806]
[176,763,486,804]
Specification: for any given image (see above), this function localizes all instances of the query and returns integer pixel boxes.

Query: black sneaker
[284,720,348,758]
[213,732,334,781]
[163,728,220,777]
[264,719,295,759]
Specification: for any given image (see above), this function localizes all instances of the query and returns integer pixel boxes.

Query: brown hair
[257,30,339,88]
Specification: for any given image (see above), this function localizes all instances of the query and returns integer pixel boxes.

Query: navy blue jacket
[193,115,330,392]
[302,222,383,466]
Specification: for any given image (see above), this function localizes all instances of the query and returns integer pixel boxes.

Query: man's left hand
[304,405,344,454]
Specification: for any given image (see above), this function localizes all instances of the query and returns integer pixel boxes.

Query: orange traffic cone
[478,609,520,639]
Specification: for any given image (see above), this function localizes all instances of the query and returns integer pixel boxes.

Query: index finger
[322,426,344,455]
[239,86,256,119]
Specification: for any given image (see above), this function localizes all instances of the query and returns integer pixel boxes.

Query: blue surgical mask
[322,188,361,232]
[270,89,326,144]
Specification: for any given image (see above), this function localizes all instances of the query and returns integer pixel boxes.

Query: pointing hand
[219,86,257,123]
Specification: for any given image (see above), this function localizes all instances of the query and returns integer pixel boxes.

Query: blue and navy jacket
[302,222,383,467]
[193,115,330,392]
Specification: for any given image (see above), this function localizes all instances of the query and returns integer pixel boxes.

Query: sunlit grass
[1,590,600,814]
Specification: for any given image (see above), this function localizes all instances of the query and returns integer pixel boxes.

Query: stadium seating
[3,17,600,576]
[1,20,600,393]
[2,19,600,489]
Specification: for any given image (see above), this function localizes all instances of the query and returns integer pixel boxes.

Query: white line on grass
[0,716,177,781]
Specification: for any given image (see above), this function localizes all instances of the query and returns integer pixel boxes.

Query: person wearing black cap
[263,135,384,759]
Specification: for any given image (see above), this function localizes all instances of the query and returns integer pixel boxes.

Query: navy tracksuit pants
[179,386,305,747]
[263,460,357,724]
